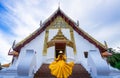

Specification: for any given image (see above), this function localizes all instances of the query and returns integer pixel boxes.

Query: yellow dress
[49,54,74,78]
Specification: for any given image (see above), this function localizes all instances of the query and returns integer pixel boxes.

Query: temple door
[55,42,66,58]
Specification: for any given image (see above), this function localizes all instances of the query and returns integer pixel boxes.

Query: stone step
[34,64,91,78]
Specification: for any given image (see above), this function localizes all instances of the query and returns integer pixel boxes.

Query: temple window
[84,51,88,58]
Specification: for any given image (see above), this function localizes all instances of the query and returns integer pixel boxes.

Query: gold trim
[43,16,77,55]
[47,16,70,29]
[70,28,76,54]
[47,29,74,48]
[43,29,49,55]
[8,51,19,56]
[1,63,10,67]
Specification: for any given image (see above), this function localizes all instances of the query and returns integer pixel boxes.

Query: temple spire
[58,0,60,9]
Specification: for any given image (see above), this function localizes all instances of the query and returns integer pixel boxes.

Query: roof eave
[13,8,107,53]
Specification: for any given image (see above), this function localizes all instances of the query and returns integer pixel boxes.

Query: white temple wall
[44,46,55,63]
[48,29,58,41]
[48,29,70,41]
[66,46,75,62]
[61,29,71,40]
[16,49,26,67]
[16,31,45,70]
[74,31,99,67]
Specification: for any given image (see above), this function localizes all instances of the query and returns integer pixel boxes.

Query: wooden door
[55,42,66,58]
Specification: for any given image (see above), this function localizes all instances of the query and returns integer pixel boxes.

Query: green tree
[107,48,120,70]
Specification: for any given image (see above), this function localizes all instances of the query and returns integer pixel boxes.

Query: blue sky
[0,0,120,64]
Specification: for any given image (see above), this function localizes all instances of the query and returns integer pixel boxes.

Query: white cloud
[0,31,12,64]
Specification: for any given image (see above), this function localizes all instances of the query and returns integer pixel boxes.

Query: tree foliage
[107,48,120,70]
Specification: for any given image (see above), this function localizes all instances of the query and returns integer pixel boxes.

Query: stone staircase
[69,64,91,78]
[34,64,91,78]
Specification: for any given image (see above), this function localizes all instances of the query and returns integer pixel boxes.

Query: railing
[88,50,110,78]
[17,49,36,76]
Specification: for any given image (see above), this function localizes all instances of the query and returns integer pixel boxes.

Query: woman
[49,51,74,78]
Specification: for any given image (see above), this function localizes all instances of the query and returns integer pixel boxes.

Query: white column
[66,46,75,62]
[45,46,55,63]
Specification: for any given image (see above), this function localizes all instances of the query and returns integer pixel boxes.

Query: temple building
[0,8,119,78]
